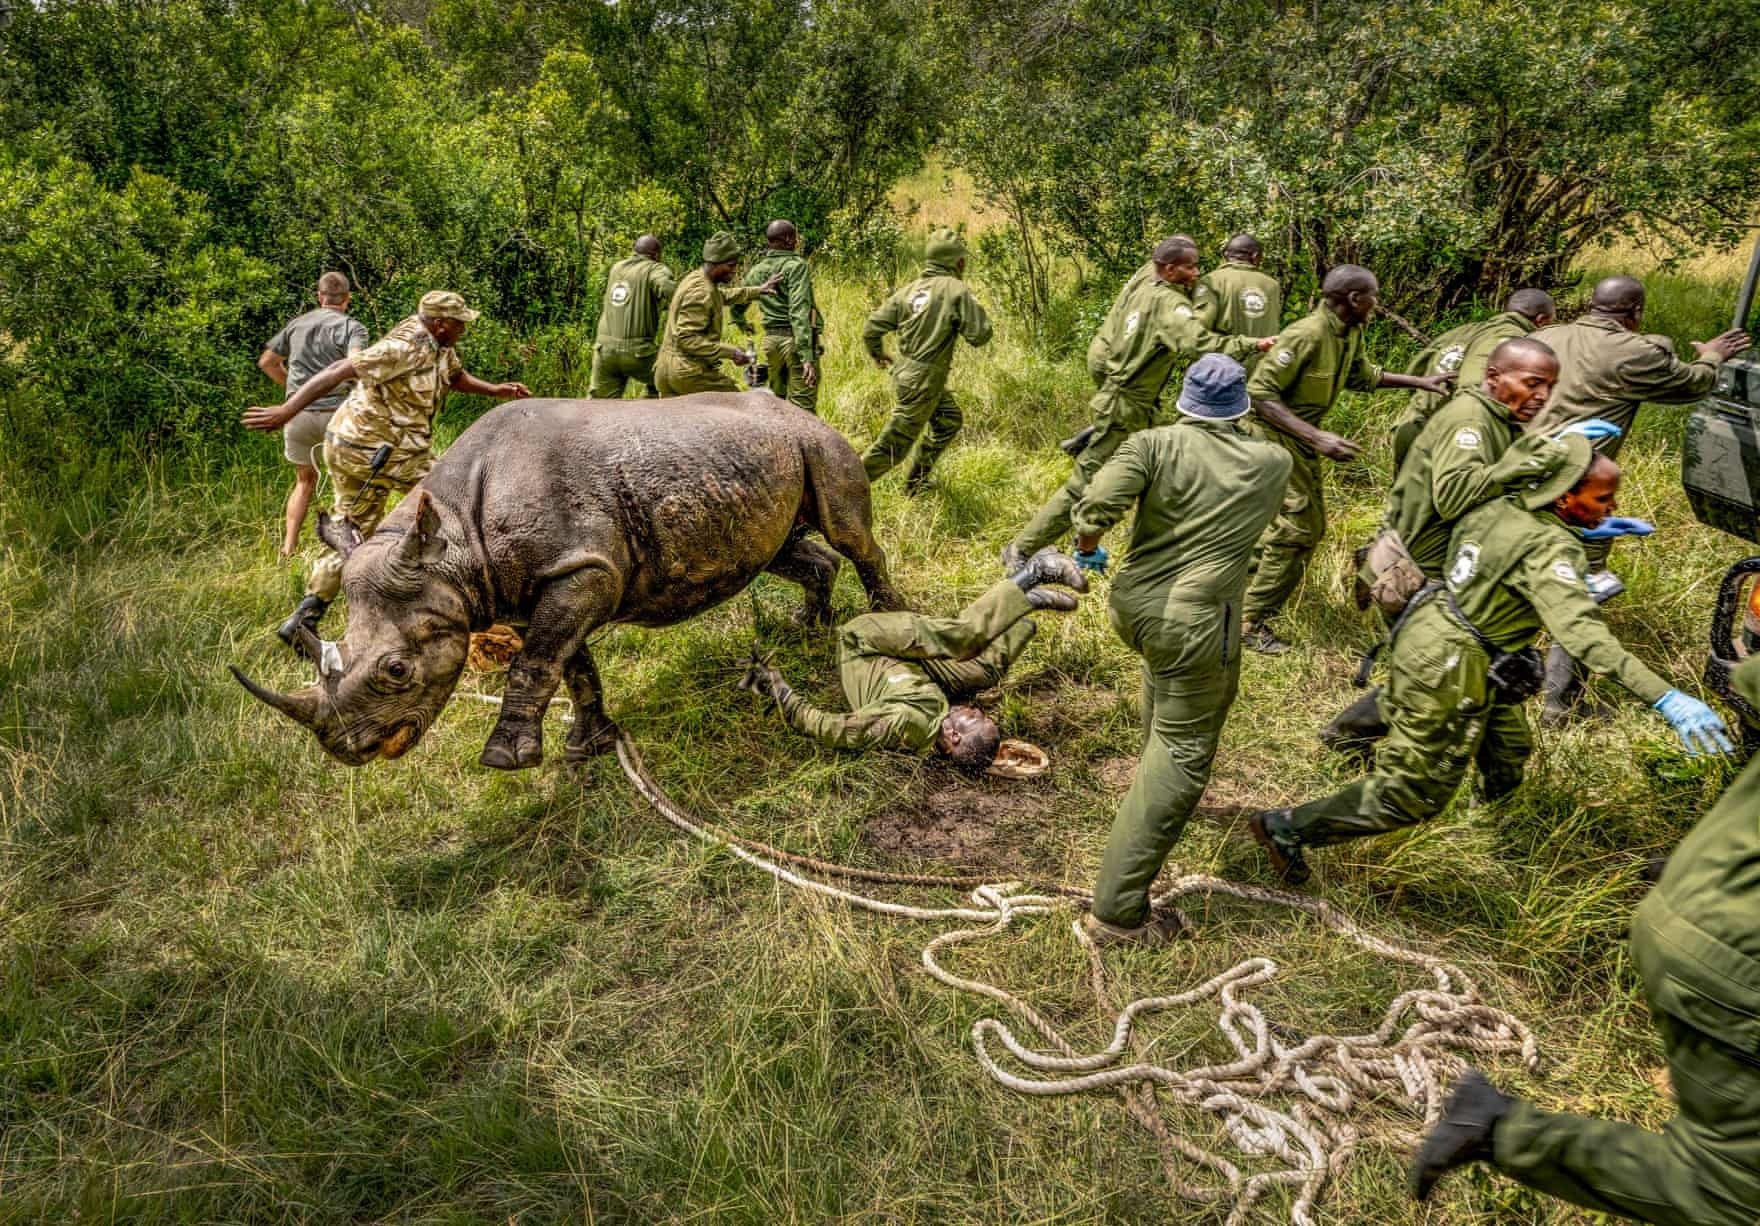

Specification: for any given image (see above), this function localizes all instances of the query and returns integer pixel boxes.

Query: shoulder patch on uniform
[1550,559,1580,584]
[1453,427,1481,451]
[610,281,631,306]
[908,289,931,315]
[1124,309,1141,337]
[1274,349,1295,368]
[1448,542,1480,588]
[1437,344,1466,373]
[1173,304,1193,318]
[1241,288,1267,316]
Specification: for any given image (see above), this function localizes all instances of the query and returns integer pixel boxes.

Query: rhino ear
[317,511,365,560]
[394,489,446,567]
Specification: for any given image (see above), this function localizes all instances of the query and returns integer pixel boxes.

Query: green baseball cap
[1519,433,1596,509]
[925,226,967,264]
[702,231,742,263]
[418,290,479,322]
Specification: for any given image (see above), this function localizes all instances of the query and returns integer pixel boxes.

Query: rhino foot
[790,602,833,629]
[564,716,620,762]
[480,726,544,770]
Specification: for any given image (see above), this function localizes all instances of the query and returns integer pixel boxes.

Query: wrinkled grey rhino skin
[233,392,904,769]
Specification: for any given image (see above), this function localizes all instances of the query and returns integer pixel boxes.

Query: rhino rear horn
[230,665,322,729]
[317,511,365,560]
[394,490,446,567]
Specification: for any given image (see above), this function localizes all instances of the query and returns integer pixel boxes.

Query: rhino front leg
[482,566,619,771]
[765,530,842,627]
[562,642,619,761]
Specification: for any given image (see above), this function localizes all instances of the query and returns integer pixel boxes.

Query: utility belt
[1354,581,1544,703]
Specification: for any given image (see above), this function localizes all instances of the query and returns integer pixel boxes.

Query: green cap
[418,290,479,322]
[1519,433,1596,509]
[925,227,967,264]
[702,231,742,263]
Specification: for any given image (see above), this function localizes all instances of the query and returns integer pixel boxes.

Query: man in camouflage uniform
[860,227,994,493]
[1411,653,1760,1225]
[1193,233,1281,364]
[1240,265,1453,654]
[1391,288,1557,469]
[1070,355,1292,948]
[1005,235,1272,566]
[590,234,675,399]
[739,550,1087,768]
[1524,274,1751,722]
[738,219,821,412]
[654,232,781,396]
[1246,437,1732,886]
[242,291,531,647]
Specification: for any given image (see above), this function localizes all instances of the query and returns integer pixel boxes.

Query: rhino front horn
[229,665,322,729]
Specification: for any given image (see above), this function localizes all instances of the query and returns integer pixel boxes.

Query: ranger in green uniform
[860,227,994,492]
[1525,275,1751,721]
[1390,289,1556,468]
[590,235,676,399]
[1086,260,1157,387]
[241,291,531,647]
[1240,265,1453,654]
[1412,658,1760,1224]
[1070,355,1293,947]
[1193,233,1281,362]
[739,551,1087,767]
[738,219,821,412]
[1246,439,1733,885]
[654,232,781,397]
[1005,236,1272,568]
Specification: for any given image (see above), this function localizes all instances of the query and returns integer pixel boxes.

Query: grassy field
[1,247,1754,1224]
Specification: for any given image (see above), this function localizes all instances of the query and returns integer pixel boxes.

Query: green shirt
[740,249,819,362]
[1386,387,1564,577]
[862,262,993,375]
[1073,416,1292,619]
[1525,314,1725,438]
[595,255,677,352]
[1444,497,1670,703]
[1194,260,1281,339]
[1248,305,1384,455]
[1398,310,1536,432]
[657,267,768,378]
[1087,261,1158,380]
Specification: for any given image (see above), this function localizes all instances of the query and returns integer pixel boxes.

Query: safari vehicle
[1682,238,1760,734]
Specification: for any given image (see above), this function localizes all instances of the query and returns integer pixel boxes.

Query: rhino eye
[382,658,412,685]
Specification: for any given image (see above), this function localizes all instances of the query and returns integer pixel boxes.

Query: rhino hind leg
[766,532,842,627]
[482,566,620,771]
[562,642,619,761]
[802,447,907,611]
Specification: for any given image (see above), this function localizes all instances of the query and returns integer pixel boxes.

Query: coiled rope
[464,693,1541,1224]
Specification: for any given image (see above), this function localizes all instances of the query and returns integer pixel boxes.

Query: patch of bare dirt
[1098,756,1137,792]
[861,777,1054,874]
[1093,752,1267,820]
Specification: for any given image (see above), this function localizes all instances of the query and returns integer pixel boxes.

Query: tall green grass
[0,254,1747,1223]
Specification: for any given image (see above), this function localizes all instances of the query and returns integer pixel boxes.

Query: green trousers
[1091,599,1240,928]
[306,445,421,601]
[1282,603,1531,847]
[842,581,1037,703]
[761,333,818,414]
[861,358,961,482]
[1012,389,1154,556]
[1242,436,1324,626]
[655,352,739,397]
[589,341,658,399]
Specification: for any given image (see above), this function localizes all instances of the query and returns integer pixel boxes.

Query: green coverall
[1012,279,1260,558]
[777,579,1038,751]
[1193,259,1281,368]
[741,248,820,413]
[590,254,676,399]
[1489,654,1760,1224]
[654,267,769,396]
[1277,496,1671,849]
[1086,261,1156,387]
[1391,311,1536,468]
[1240,306,1385,627]
[860,261,994,483]
[1074,418,1292,928]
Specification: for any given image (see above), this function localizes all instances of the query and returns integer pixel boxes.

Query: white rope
[461,692,1542,1224]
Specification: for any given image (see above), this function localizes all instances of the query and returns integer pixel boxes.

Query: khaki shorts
[284,408,335,466]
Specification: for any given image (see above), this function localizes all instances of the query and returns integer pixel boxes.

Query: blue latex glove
[1074,546,1109,575]
[1554,417,1623,442]
[1653,690,1735,756]
[1580,516,1656,541]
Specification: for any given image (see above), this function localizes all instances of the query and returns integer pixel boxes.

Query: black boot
[1000,543,1027,574]
[1319,688,1388,760]
[1010,547,1089,595]
[1247,808,1310,885]
[1540,643,1586,727]
[277,595,330,657]
[1410,1070,1512,1201]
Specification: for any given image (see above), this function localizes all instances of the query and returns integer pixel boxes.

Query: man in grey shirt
[258,272,369,556]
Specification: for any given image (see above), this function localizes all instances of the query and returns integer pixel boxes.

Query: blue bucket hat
[1176,353,1250,420]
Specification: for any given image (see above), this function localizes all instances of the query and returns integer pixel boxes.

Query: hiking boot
[1026,587,1078,612]
[1058,424,1097,457]
[1242,621,1292,656]
[276,595,330,658]
[1082,908,1190,949]
[1410,1070,1512,1201]
[1247,808,1310,885]
[1010,547,1090,595]
[1540,643,1585,727]
[1319,688,1387,760]
[999,543,1028,575]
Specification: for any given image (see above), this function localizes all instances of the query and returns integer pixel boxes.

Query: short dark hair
[1152,235,1198,266]
[1223,233,1262,261]
[1321,264,1377,298]
[1505,288,1555,322]
[1486,336,1557,373]
[1590,275,1645,317]
[316,271,350,304]
[947,719,1002,773]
